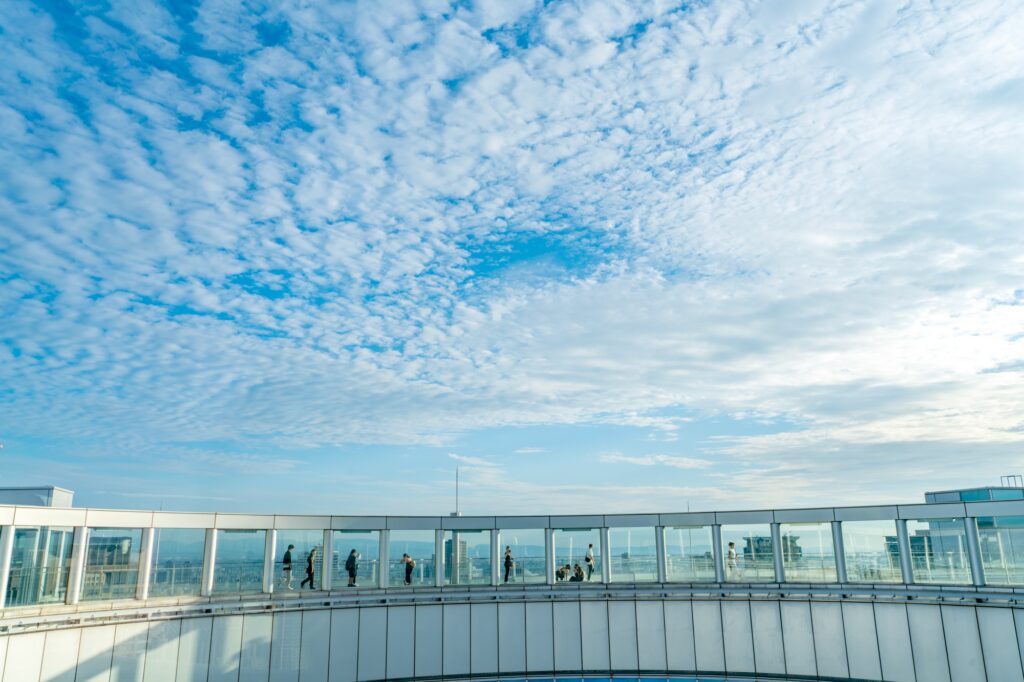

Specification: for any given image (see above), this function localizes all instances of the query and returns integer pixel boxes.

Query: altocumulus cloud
[1,0,1023,507]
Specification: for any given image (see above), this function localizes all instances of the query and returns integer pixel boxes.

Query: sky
[1,0,1023,516]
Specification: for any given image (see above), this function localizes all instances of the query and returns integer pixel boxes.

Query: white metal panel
[659,512,716,526]
[721,600,755,674]
[441,516,494,530]
[715,510,773,524]
[413,605,442,679]
[442,604,471,677]
[550,515,602,528]
[238,613,272,682]
[608,601,639,671]
[773,508,835,523]
[78,625,116,682]
[780,601,817,678]
[176,618,213,682]
[874,603,916,682]
[966,500,1024,517]
[385,606,415,680]
[663,601,697,671]
[111,622,149,682]
[580,600,610,671]
[0,637,7,682]
[143,620,182,682]
[152,513,216,529]
[215,514,275,530]
[750,601,786,675]
[834,506,900,521]
[898,503,966,519]
[0,507,13,524]
[356,608,387,682]
[330,518,385,531]
[692,601,725,673]
[525,601,554,672]
[209,615,244,682]
[327,609,359,682]
[3,632,45,682]
[907,604,951,682]
[940,605,985,682]
[270,611,302,682]
[40,628,81,682]
[274,516,330,531]
[841,602,882,681]
[552,601,582,672]
[497,603,527,673]
[299,610,330,682]
[470,603,498,675]
[495,516,548,529]
[87,510,154,529]
[13,508,86,527]
[385,517,441,531]
[636,601,667,672]
[810,601,848,679]
[978,607,1024,682]
[604,514,659,527]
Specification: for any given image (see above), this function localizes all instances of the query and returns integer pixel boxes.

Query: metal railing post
[263,529,277,594]
[490,529,500,587]
[66,526,89,605]
[378,530,390,588]
[771,523,785,582]
[896,519,914,584]
[201,528,218,597]
[712,524,725,583]
[434,529,445,587]
[136,527,155,600]
[832,521,847,583]
[656,526,667,583]
[964,517,986,587]
[322,529,333,591]
[544,528,554,584]
[601,527,611,583]
[0,525,15,609]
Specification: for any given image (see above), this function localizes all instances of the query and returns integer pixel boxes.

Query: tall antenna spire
[456,464,460,516]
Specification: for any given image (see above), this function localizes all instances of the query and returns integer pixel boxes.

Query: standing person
[585,543,595,581]
[300,548,317,589]
[281,544,295,589]
[503,546,514,583]
[400,553,416,585]
[345,549,361,587]
[727,542,739,579]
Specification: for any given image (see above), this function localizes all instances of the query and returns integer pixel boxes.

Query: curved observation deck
[2,499,1024,681]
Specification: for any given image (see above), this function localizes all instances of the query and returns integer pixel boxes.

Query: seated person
[555,565,567,581]
[571,563,584,582]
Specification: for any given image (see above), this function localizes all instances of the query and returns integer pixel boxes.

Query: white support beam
[263,529,277,594]
[896,519,914,584]
[655,526,667,583]
[544,528,554,584]
[201,528,218,597]
[712,524,725,583]
[831,521,847,583]
[322,529,333,591]
[66,526,89,605]
[0,525,15,609]
[378,529,389,588]
[490,529,500,587]
[771,523,785,582]
[600,527,611,584]
[964,517,986,587]
[434,529,445,587]
[136,527,155,601]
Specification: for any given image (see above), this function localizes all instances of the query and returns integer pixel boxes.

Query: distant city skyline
[2,1,1023,515]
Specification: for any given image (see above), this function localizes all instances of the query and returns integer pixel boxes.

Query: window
[841,520,903,583]
[905,518,971,584]
[4,527,74,606]
[214,529,266,594]
[150,528,206,597]
[975,516,1024,586]
[82,528,142,601]
[332,530,380,589]
[608,527,657,583]
[497,528,546,584]
[664,526,715,582]
[720,524,775,582]
[780,522,836,582]
[444,529,491,585]
[388,530,435,587]
[552,528,601,583]
[275,530,324,592]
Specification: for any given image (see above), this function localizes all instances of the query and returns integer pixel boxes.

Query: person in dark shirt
[345,549,361,587]
[400,553,416,585]
[503,546,514,583]
[281,544,295,589]
[300,548,317,589]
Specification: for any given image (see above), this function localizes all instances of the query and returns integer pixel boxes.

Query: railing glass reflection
[608,527,658,583]
[975,516,1024,586]
[497,528,546,584]
[82,528,142,601]
[721,524,775,582]
[444,529,490,586]
[664,525,716,582]
[150,528,205,597]
[3,526,74,606]
[275,529,323,591]
[332,530,379,588]
[780,522,836,582]
[213,529,266,594]
[388,530,435,587]
[841,520,903,583]
[552,528,601,583]
[905,518,971,585]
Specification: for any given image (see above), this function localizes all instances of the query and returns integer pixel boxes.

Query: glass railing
[213,560,265,594]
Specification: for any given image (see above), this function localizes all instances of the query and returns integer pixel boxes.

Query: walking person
[400,553,416,585]
[503,545,514,583]
[585,543,595,581]
[300,547,317,589]
[345,549,361,587]
[281,544,295,589]
[727,542,739,579]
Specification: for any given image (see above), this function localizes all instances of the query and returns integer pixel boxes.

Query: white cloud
[599,453,713,470]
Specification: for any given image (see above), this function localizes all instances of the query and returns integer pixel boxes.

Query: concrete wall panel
[269,611,301,682]
[413,605,442,679]
[239,614,272,682]
[469,603,497,676]
[327,609,358,682]
[663,600,697,672]
[384,606,414,681]
[3,632,45,682]
[874,603,916,682]
[692,601,725,673]
[441,604,470,677]
[78,625,117,682]
[143,620,181,682]
[780,601,817,678]
[721,600,755,674]
[978,607,1024,682]
[497,603,526,673]
[176,618,212,682]
[40,628,81,682]
[209,616,244,682]
[636,601,667,672]
[810,601,848,679]
[525,601,554,672]
[356,608,386,682]
[907,604,950,682]
[750,601,785,675]
[112,622,149,682]
[552,601,582,672]
[580,600,610,671]
[299,610,330,682]
[842,602,882,681]
[940,605,985,682]
[608,600,639,671]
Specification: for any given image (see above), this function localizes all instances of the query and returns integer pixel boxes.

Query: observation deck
[2,498,1024,681]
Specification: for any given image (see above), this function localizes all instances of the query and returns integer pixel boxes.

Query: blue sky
[1,0,1023,515]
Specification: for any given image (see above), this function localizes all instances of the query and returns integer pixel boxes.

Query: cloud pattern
[2,0,1023,512]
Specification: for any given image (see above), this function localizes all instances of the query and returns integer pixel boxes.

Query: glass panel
[976,516,1024,586]
[664,526,715,582]
[150,528,205,597]
[443,530,491,586]
[992,489,1024,501]
[82,528,142,601]
[552,528,601,583]
[4,527,74,606]
[959,490,991,502]
[497,528,546,584]
[721,524,775,582]
[388,530,436,587]
[609,527,657,583]
[780,523,836,582]
[214,529,266,594]
[841,520,903,583]
[333,530,380,588]
[906,518,971,584]
[276,530,324,592]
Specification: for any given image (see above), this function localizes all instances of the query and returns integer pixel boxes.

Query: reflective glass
[664,525,715,582]
[150,528,205,597]
[276,529,324,592]
[608,527,657,583]
[214,529,266,594]
[976,516,1024,586]
[497,528,546,584]
[444,529,491,585]
[4,527,74,606]
[720,524,775,582]
[82,528,142,601]
[552,528,601,583]
[780,522,836,582]
[333,530,379,589]
[841,520,903,583]
[905,518,971,584]
[388,530,436,587]
[993,489,1024,501]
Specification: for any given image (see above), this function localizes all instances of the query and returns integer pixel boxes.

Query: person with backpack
[345,549,361,587]
[281,544,295,589]
[503,545,514,583]
[400,553,416,585]
[300,547,317,589]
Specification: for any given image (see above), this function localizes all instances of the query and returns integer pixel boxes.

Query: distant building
[925,486,1024,503]
[0,486,74,507]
